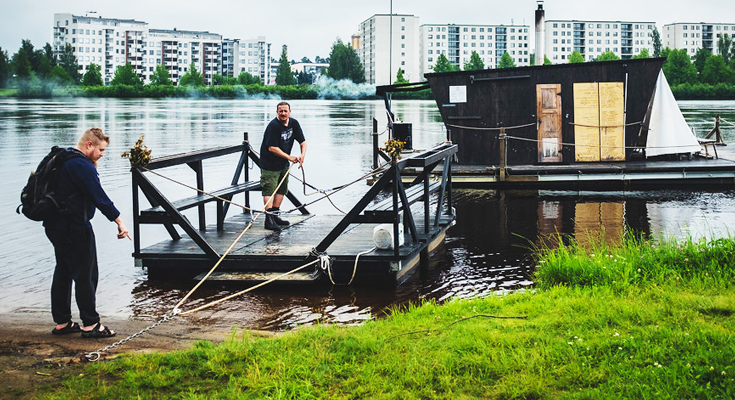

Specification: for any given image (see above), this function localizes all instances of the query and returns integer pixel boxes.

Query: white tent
[645,70,702,157]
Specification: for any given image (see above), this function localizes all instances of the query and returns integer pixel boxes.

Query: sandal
[81,322,116,339]
[51,321,82,335]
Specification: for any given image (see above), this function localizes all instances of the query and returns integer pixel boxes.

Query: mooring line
[85,164,295,361]
[173,163,294,312]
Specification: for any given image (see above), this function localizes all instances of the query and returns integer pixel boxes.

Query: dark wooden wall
[425,58,665,166]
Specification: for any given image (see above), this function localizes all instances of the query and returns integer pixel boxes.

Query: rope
[348,247,376,285]
[719,117,735,128]
[173,163,294,312]
[446,122,536,131]
[505,134,712,150]
[178,259,321,316]
[568,120,644,128]
[84,163,294,361]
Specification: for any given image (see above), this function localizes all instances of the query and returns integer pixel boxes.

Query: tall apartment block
[420,23,530,74]
[52,12,270,85]
[358,14,421,86]
[221,37,271,84]
[662,22,735,57]
[544,20,655,62]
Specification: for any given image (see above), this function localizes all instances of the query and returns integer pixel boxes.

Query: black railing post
[372,118,379,170]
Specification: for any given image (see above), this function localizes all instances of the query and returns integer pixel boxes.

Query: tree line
[0,38,366,98]
[3,32,735,100]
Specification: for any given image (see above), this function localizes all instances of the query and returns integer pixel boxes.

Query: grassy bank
[37,234,734,399]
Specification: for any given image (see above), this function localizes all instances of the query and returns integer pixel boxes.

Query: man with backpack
[43,127,130,338]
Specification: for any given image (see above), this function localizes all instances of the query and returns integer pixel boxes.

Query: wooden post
[499,128,507,181]
[705,115,725,145]
[373,118,379,170]
[243,132,250,211]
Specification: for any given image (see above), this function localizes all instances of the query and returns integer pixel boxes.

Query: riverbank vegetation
[36,233,734,399]
[4,33,735,101]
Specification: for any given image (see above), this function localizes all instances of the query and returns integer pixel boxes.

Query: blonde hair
[77,127,110,147]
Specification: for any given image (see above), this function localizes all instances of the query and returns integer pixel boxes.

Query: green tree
[0,47,9,88]
[632,48,651,59]
[58,43,81,83]
[662,48,698,85]
[43,43,56,67]
[11,48,32,78]
[237,71,260,85]
[300,57,312,63]
[37,55,53,78]
[432,53,457,72]
[463,51,485,71]
[212,73,226,85]
[110,63,143,86]
[326,38,365,83]
[179,62,204,86]
[393,68,408,84]
[692,47,712,75]
[596,51,620,61]
[717,33,732,64]
[18,40,42,73]
[297,70,314,84]
[544,55,552,65]
[701,54,735,84]
[275,47,296,85]
[652,27,662,58]
[149,64,173,86]
[498,52,516,68]
[81,63,103,86]
[568,51,585,63]
[49,65,73,85]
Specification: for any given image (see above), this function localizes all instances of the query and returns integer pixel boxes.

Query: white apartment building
[147,29,222,85]
[420,24,530,74]
[544,20,655,62]
[222,37,271,84]
[53,12,148,85]
[663,22,735,58]
[359,14,421,86]
[53,12,272,86]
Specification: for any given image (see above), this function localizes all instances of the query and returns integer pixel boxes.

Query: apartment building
[358,14,421,86]
[145,29,222,85]
[52,12,271,85]
[662,22,735,57]
[420,23,530,74]
[53,12,149,85]
[544,20,655,62]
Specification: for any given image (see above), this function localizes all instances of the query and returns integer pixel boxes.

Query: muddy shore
[0,311,273,399]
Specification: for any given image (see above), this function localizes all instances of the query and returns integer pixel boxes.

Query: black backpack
[17,146,85,221]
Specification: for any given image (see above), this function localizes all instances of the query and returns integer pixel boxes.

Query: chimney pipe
[535,1,545,66]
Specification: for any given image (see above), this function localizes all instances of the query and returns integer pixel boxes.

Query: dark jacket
[43,148,120,231]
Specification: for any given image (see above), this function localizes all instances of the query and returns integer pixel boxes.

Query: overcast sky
[1,0,731,59]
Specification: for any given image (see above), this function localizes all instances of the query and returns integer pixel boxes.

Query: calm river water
[1,98,733,330]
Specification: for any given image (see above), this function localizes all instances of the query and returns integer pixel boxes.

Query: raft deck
[132,138,458,284]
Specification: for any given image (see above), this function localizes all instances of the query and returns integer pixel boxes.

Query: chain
[84,313,177,362]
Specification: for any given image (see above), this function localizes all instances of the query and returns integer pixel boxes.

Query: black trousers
[45,227,100,327]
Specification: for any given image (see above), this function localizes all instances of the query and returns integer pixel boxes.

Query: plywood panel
[536,84,563,162]
[598,82,625,161]
[573,82,625,162]
[573,82,601,161]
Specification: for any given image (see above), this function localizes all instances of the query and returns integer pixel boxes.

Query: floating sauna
[381,58,735,189]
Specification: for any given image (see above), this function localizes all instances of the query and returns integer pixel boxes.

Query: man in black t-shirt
[259,102,307,230]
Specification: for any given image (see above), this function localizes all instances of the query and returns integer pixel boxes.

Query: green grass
[37,234,735,399]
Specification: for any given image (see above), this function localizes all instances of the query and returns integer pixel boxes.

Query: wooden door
[536,84,563,163]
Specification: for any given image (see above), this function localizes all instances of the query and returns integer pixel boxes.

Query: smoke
[314,75,376,100]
